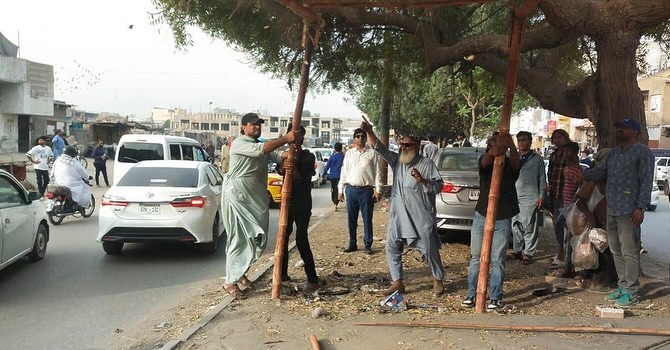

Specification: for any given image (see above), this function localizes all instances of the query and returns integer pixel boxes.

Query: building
[637,70,670,148]
[0,32,55,153]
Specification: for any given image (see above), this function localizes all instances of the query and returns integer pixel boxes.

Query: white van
[113,134,211,185]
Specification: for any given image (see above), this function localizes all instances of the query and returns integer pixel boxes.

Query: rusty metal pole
[272,23,318,299]
[475,9,525,313]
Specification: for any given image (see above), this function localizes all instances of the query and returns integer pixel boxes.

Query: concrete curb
[160,207,331,350]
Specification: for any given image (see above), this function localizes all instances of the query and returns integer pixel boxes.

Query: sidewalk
[122,202,670,350]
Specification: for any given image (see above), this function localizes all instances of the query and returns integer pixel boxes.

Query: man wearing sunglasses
[359,122,446,297]
[338,128,383,254]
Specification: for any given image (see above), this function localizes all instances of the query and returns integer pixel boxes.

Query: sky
[0,0,362,120]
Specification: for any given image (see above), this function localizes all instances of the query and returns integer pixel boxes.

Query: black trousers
[281,184,318,283]
[35,169,50,197]
[94,163,110,186]
[329,178,340,205]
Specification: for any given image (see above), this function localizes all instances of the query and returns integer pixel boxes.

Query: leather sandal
[239,275,252,288]
[383,280,406,295]
[223,283,245,299]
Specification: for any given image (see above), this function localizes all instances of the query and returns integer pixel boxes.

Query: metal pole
[475,7,525,313]
[272,23,318,299]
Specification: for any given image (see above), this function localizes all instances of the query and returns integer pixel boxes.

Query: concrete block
[596,305,625,319]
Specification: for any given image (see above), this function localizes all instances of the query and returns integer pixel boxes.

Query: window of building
[202,123,210,130]
[270,127,279,133]
[192,123,199,130]
[211,123,220,130]
[223,124,230,131]
[650,94,661,112]
[321,121,330,128]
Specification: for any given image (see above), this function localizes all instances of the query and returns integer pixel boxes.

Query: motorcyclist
[51,146,91,208]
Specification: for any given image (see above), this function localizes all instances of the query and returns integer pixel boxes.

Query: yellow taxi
[267,173,284,205]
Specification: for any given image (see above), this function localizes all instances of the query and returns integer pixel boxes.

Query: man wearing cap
[360,122,446,296]
[338,128,382,254]
[583,118,654,307]
[220,113,302,299]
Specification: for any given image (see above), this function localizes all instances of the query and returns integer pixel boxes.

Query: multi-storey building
[638,70,670,148]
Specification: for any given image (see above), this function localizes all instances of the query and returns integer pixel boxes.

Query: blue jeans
[345,186,374,248]
[467,212,511,301]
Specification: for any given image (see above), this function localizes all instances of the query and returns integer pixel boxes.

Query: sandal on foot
[223,283,245,299]
[521,255,533,265]
[239,275,252,288]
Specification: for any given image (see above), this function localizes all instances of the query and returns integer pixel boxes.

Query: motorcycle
[45,179,96,225]
[47,147,88,169]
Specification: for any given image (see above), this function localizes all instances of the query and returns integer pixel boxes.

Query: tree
[152,0,670,147]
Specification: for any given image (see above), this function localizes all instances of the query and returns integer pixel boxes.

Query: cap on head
[405,134,422,143]
[614,118,641,132]
[241,113,265,125]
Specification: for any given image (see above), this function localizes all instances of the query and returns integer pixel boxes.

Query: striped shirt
[562,163,582,207]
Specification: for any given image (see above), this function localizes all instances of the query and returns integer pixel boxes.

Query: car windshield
[436,150,481,172]
[117,167,199,187]
[118,142,164,163]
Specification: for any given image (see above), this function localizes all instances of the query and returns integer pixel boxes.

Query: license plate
[45,200,54,212]
[468,189,480,201]
[139,204,160,215]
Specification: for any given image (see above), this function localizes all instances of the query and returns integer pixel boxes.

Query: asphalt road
[641,193,670,281]
[0,164,334,350]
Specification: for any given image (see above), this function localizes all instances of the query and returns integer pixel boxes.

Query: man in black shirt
[461,130,520,311]
[278,124,320,291]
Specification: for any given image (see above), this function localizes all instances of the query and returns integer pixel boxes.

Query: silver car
[433,147,485,233]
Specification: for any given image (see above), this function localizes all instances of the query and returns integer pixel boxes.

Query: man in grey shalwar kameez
[360,122,446,296]
[511,131,546,264]
[221,113,301,298]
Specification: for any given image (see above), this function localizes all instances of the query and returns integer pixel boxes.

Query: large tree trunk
[592,30,647,148]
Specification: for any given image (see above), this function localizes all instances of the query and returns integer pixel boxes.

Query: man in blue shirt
[322,142,344,211]
[52,129,66,159]
[583,118,654,307]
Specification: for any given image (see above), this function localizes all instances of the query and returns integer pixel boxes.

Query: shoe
[364,247,373,255]
[433,279,445,296]
[487,299,503,311]
[640,247,647,254]
[605,286,625,301]
[461,296,475,308]
[615,292,640,307]
[383,280,406,295]
[302,282,321,293]
[343,246,357,253]
[281,275,292,282]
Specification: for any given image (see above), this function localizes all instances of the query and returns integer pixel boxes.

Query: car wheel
[647,204,657,212]
[28,223,48,261]
[48,201,65,225]
[102,241,124,255]
[81,194,96,217]
[202,215,220,254]
[665,181,669,195]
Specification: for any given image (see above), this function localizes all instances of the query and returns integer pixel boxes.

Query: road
[0,164,334,350]
[641,194,670,282]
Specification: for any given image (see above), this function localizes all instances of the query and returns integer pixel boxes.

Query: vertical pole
[379,37,393,185]
[475,11,524,314]
[272,23,317,299]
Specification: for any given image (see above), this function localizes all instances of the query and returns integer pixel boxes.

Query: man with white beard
[359,121,446,296]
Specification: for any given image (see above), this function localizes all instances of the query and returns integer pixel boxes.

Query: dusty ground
[112,204,670,350]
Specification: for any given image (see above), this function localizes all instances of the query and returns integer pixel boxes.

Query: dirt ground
[112,204,670,350]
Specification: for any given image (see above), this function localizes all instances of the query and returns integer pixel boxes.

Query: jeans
[35,169,50,197]
[345,186,374,249]
[467,212,511,301]
[607,215,641,294]
[329,178,340,205]
[94,163,110,186]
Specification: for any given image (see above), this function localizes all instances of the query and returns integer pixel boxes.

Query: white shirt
[26,145,53,171]
[52,155,91,207]
[338,146,382,194]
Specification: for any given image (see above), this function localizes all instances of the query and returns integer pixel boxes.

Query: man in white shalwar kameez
[360,122,446,296]
[51,146,91,207]
[221,113,301,299]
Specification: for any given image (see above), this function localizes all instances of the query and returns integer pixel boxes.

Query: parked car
[655,157,670,195]
[97,160,224,255]
[308,148,334,162]
[306,149,326,188]
[433,147,485,234]
[0,170,49,272]
[648,182,660,212]
[267,173,283,206]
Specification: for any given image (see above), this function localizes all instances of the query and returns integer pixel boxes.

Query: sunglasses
[354,134,366,138]
[401,143,418,147]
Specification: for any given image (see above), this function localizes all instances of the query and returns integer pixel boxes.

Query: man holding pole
[462,130,520,310]
[221,113,302,299]
[359,120,446,296]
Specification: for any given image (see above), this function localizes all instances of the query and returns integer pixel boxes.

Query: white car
[0,170,48,271]
[306,149,326,188]
[648,182,660,212]
[97,160,224,255]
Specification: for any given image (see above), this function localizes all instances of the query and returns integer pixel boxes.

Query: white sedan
[0,170,48,271]
[97,160,224,255]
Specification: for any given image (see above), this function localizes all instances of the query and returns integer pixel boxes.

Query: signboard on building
[547,120,557,134]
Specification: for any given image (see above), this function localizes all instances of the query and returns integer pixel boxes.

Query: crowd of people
[209,113,656,310]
